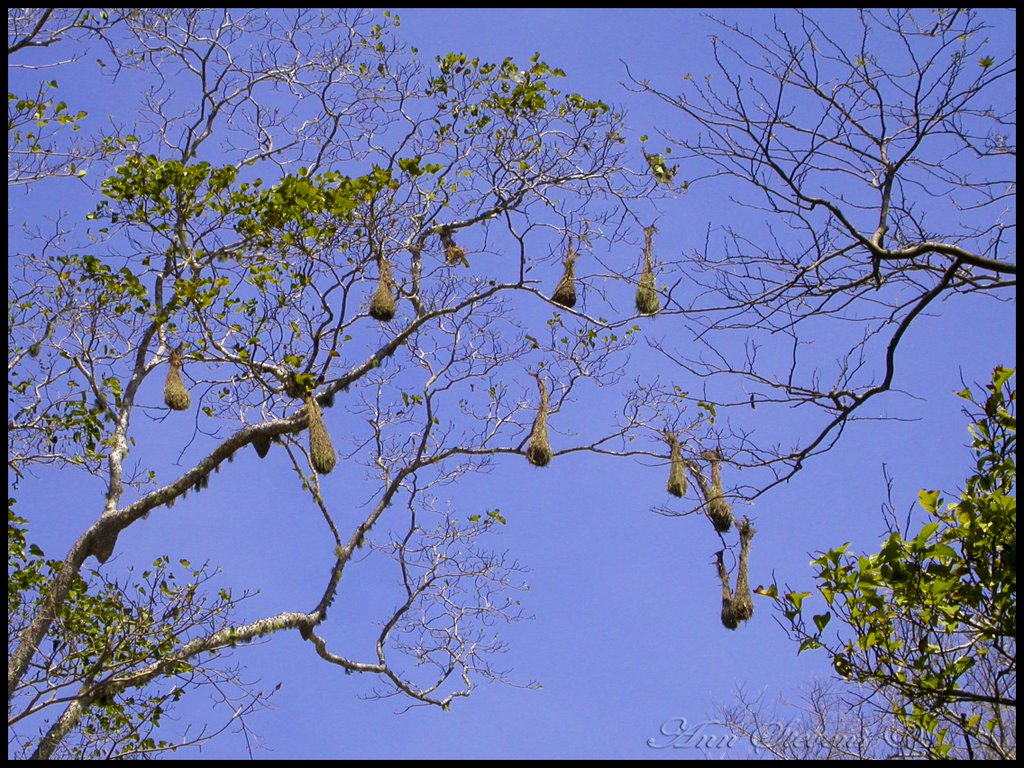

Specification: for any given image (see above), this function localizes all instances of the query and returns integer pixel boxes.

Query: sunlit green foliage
[776,367,1016,758]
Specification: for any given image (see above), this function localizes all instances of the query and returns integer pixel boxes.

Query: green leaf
[697,400,717,422]
[918,490,941,513]
[798,637,822,653]
[991,365,1015,390]
[914,521,941,546]
[487,509,507,524]
[786,591,811,612]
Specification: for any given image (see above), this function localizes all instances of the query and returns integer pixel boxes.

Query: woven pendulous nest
[551,240,578,309]
[306,396,337,475]
[525,374,553,467]
[635,225,660,316]
[716,517,756,629]
[731,517,756,622]
[665,431,687,497]
[716,549,739,630]
[702,449,734,533]
[163,345,191,411]
[369,252,397,322]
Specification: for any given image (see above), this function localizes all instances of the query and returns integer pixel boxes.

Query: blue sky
[8,8,1016,759]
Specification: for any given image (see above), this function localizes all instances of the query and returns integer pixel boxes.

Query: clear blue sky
[8,8,1015,759]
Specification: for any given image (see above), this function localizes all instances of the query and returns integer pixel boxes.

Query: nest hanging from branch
[551,240,578,309]
[716,550,738,630]
[665,431,687,497]
[525,374,553,467]
[163,345,191,411]
[635,225,660,316]
[369,252,397,322]
[732,517,756,622]
[439,227,467,266]
[702,449,734,533]
[306,396,337,475]
[253,434,272,459]
[715,517,756,630]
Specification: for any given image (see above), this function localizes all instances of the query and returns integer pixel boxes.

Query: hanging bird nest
[635,225,660,316]
[715,550,739,630]
[163,345,191,411]
[369,252,397,322]
[439,227,467,266]
[551,240,578,309]
[306,396,337,475]
[732,517,756,623]
[525,374,553,467]
[702,449,734,533]
[715,517,756,630]
[665,431,687,497]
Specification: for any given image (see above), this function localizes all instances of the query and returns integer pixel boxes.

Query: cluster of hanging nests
[163,351,337,476]
[363,224,667,322]
[549,226,662,316]
[662,432,756,630]
[517,380,754,631]
[370,227,749,630]
[540,226,752,631]
[85,351,337,568]
[160,227,742,629]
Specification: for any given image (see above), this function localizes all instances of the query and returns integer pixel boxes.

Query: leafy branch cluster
[770,367,1015,758]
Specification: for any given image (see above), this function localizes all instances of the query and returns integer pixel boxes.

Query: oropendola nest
[731,517,756,623]
[716,517,756,630]
[163,346,191,411]
[306,396,337,474]
[665,431,687,497]
[635,225,660,316]
[369,253,397,322]
[551,241,578,309]
[716,550,739,630]
[525,374,553,467]
[702,449,734,533]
